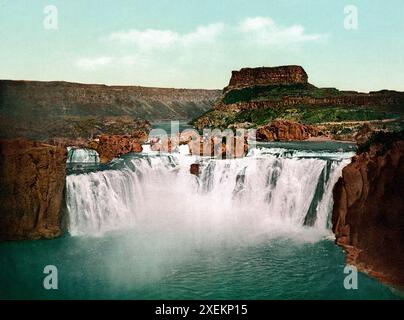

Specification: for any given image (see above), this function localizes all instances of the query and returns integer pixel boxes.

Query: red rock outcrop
[0,139,67,241]
[95,135,143,163]
[256,120,319,141]
[150,131,200,153]
[150,137,176,153]
[224,66,308,92]
[189,135,248,158]
[332,140,404,287]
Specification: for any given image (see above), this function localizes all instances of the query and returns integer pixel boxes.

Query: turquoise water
[0,231,400,299]
[151,121,193,134]
[0,140,402,300]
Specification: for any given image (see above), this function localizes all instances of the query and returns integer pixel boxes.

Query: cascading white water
[65,145,352,239]
[67,147,100,163]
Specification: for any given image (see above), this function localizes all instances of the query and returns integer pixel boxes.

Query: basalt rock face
[224,66,308,92]
[0,139,67,241]
[0,80,221,122]
[332,138,404,287]
[256,120,319,141]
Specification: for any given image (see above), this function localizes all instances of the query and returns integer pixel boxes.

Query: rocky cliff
[0,139,67,241]
[224,66,308,92]
[332,132,404,287]
[0,80,220,121]
[193,66,404,139]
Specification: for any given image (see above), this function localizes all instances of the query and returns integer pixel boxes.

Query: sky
[1,0,404,91]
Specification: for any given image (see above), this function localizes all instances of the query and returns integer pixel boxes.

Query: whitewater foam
[67,147,100,163]
[65,145,351,244]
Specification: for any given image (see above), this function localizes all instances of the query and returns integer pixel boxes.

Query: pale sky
[1,0,404,91]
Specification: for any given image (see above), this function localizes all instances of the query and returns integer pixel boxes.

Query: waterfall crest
[67,147,100,163]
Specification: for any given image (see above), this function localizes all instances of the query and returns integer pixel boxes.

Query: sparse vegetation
[192,105,399,130]
[293,106,392,124]
[222,84,342,105]
[0,115,151,140]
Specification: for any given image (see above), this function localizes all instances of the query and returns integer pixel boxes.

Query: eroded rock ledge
[256,120,319,141]
[0,139,67,241]
[332,134,404,287]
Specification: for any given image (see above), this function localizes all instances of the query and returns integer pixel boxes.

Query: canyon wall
[332,136,404,287]
[0,80,221,125]
[0,139,67,241]
[216,92,404,112]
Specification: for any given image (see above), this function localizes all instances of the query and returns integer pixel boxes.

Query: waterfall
[67,147,100,163]
[65,145,352,238]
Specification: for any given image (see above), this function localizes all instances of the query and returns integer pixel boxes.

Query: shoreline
[306,136,355,143]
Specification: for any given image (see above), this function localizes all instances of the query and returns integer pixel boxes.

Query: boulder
[190,163,200,176]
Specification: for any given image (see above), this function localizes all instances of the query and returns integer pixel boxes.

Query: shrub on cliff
[221,84,343,105]
[357,130,404,154]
